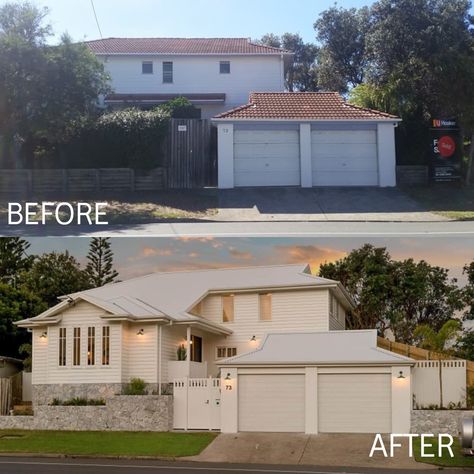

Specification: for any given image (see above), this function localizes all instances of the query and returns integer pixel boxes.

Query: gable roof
[213,92,400,121]
[219,330,414,366]
[85,37,290,56]
[16,264,354,329]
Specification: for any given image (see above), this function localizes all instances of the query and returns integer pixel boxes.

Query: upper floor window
[163,61,173,83]
[259,293,272,321]
[222,295,234,322]
[329,294,338,320]
[73,327,81,366]
[142,61,153,74]
[102,326,110,366]
[59,328,67,366]
[219,61,230,74]
[87,327,95,366]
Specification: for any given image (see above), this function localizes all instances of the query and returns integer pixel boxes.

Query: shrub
[177,344,186,361]
[160,97,201,119]
[122,377,147,395]
[467,386,474,409]
[49,397,106,406]
[61,108,170,169]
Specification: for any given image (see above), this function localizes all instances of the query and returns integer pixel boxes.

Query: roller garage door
[238,374,305,432]
[312,130,378,186]
[318,373,391,433]
[234,130,300,186]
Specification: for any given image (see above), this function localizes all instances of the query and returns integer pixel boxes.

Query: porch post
[186,325,191,376]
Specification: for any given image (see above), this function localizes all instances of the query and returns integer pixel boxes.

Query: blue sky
[19,0,371,44]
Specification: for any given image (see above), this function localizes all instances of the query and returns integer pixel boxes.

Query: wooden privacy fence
[0,168,167,194]
[0,378,12,415]
[378,337,474,387]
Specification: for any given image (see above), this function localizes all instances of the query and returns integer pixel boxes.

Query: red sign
[437,135,456,158]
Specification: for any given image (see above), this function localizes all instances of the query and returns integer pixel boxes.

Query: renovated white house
[16,264,414,434]
[213,92,401,188]
[86,38,291,118]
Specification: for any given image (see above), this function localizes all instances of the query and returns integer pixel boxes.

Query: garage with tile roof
[213,92,401,188]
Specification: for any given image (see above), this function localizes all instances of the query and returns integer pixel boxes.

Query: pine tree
[85,238,119,287]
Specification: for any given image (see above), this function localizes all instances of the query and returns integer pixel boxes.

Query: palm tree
[414,320,461,408]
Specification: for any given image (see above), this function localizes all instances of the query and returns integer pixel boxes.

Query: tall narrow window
[87,327,95,366]
[73,327,81,366]
[222,295,234,322]
[102,326,110,366]
[163,61,173,83]
[59,328,67,366]
[259,293,272,321]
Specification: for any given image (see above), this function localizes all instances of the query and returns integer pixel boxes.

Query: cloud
[274,245,347,273]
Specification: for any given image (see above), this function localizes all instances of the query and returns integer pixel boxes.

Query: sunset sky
[27,236,474,285]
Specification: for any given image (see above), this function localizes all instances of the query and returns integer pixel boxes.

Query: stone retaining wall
[32,383,159,406]
[411,410,474,435]
[0,395,172,432]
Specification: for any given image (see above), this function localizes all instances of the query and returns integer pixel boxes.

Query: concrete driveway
[216,187,448,222]
[188,433,434,470]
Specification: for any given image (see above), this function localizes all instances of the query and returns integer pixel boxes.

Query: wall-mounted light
[224,373,233,390]
[136,329,144,336]
[40,331,47,339]
[224,373,231,381]
[250,335,256,342]
[397,370,406,379]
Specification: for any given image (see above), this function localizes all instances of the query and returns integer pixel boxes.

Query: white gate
[173,377,221,430]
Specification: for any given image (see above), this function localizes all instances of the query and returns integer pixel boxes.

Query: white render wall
[102,55,284,108]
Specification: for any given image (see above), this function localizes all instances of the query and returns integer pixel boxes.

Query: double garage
[219,331,413,434]
[214,92,400,189]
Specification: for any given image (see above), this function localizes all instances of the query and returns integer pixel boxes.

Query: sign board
[178,125,187,132]
[430,118,462,182]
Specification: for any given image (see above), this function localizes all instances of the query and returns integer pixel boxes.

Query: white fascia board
[94,52,292,57]
[173,318,233,336]
[217,361,415,368]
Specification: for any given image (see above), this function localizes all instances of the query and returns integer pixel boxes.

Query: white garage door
[234,130,300,186]
[318,373,391,433]
[238,374,305,432]
[312,130,378,186]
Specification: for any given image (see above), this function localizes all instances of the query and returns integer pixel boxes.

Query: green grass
[0,430,217,457]
[404,184,474,220]
[413,437,474,468]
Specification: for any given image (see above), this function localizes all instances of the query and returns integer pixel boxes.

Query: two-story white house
[86,37,292,118]
[17,264,413,434]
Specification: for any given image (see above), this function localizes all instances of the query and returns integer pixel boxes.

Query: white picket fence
[413,360,467,408]
[173,377,221,430]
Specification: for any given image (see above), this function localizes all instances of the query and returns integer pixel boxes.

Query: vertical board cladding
[329,300,346,331]
[34,301,122,385]
[202,289,330,357]
[123,323,158,384]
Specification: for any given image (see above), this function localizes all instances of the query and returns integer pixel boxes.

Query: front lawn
[405,184,474,220]
[413,437,474,468]
[0,430,217,457]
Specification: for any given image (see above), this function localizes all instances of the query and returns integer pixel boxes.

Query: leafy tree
[85,238,119,287]
[454,330,474,361]
[0,283,46,357]
[0,2,110,167]
[318,244,462,342]
[18,343,31,371]
[414,320,461,407]
[314,6,370,93]
[258,33,319,91]
[21,251,91,307]
[463,260,474,320]
[0,237,34,285]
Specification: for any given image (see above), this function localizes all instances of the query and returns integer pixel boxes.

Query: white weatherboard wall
[32,301,122,385]
[412,360,467,408]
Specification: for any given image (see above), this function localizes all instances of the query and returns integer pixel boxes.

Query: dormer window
[220,61,230,74]
[142,61,153,74]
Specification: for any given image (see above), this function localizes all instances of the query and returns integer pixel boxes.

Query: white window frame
[219,61,231,74]
[142,61,153,74]
[163,61,173,83]
[59,327,67,367]
[259,293,272,321]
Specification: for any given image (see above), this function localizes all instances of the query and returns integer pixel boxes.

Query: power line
[90,0,104,39]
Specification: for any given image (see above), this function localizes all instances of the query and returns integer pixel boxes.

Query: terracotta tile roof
[214,92,400,121]
[86,37,289,55]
